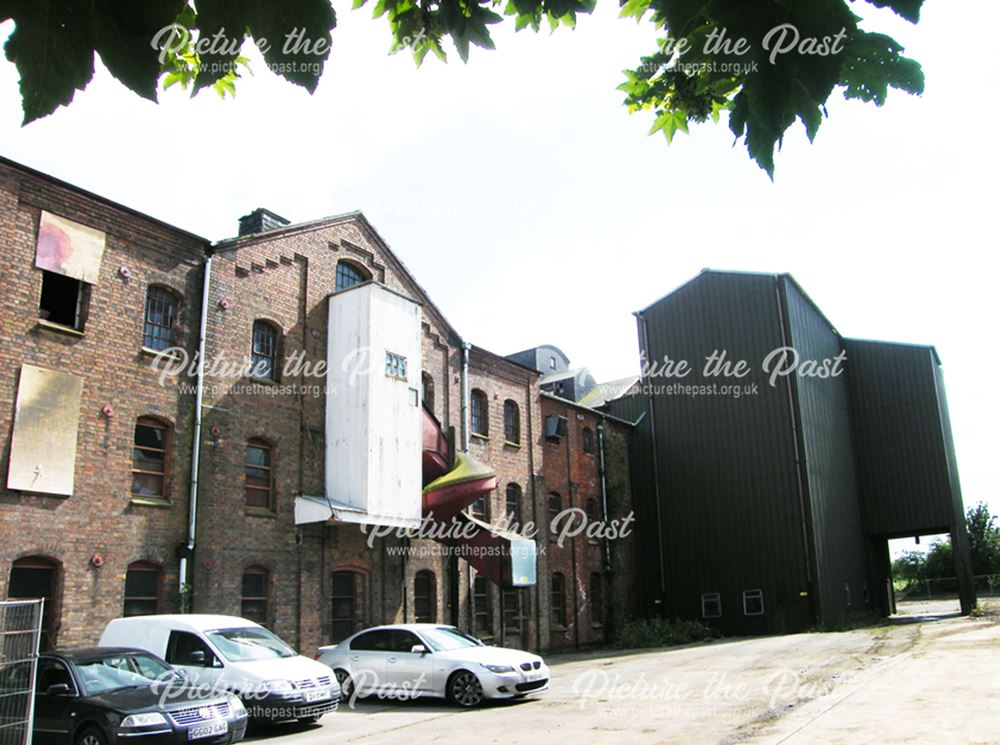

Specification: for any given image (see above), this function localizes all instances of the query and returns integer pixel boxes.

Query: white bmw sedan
[317,624,549,708]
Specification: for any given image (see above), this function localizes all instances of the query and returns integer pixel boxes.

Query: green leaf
[3,0,95,123]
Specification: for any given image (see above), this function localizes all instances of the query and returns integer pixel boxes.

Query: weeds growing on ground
[613,617,720,649]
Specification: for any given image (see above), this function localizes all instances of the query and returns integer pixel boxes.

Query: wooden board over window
[35,211,106,284]
[7,365,84,495]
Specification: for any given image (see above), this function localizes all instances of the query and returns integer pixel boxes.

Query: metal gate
[0,600,44,745]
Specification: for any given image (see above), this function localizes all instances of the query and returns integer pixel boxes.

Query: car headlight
[480,663,515,674]
[261,679,295,693]
[121,713,168,728]
[228,695,247,716]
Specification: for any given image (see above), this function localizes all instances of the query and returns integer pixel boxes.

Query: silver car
[317,624,549,708]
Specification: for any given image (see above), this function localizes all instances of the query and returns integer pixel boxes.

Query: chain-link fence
[0,600,44,745]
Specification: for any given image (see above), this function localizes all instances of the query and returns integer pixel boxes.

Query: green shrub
[613,617,720,649]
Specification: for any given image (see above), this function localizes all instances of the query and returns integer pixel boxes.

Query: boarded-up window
[7,365,84,495]
[35,211,106,284]
[124,562,162,616]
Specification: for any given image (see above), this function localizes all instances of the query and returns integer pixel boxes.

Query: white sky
[1,1,997,553]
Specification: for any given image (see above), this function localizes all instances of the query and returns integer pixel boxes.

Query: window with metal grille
[473,577,492,635]
[421,371,435,411]
[336,261,367,291]
[132,417,170,500]
[505,483,522,526]
[414,570,436,623]
[702,592,722,618]
[590,573,603,626]
[245,439,273,509]
[551,573,567,628]
[503,400,520,444]
[124,561,161,616]
[331,571,361,643]
[241,566,270,625]
[547,492,562,538]
[143,286,178,351]
[471,389,488,437]
[251,321,278,380]
[582,427,595,454]
[743,589,764,616]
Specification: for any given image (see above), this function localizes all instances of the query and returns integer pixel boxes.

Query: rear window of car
[350,630,392,651]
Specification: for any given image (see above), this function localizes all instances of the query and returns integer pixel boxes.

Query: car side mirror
[410,644,429,655]
[188,651,206,665]
[45,683,71,696]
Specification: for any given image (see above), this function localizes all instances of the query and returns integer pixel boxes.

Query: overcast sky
[1,1,996,552]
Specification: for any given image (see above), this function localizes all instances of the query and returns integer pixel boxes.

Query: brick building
[0,157,634,654]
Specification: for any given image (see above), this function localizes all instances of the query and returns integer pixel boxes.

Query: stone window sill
[36,319,84,337]
[130,497,172,509]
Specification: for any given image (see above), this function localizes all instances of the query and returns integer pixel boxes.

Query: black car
[29,647,248,745]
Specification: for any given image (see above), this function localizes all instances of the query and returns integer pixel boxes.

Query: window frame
[503,400,520,444]
[38,270,89,332]
[421,371,435,412]
[505,483,522,526]
[589,573,603,627]
[550,572,567,628]
[245,438,275,510]
[547,492,562,539]
[251,320,279,381]
[701,592,722,619]
[241,565,271,626]
[582,427,595,454]
[131,417,171,501]
[142,286,179,352]
[470,389,489,437]
[123,561,162,617]
[414,570,436,623]
[473,577,492,636]
[743,589,764,616]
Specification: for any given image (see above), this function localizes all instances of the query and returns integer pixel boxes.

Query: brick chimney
[238,208,290,236]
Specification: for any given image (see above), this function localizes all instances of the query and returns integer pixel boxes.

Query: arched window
[241,566,270,625]
[582,427,595,454]
[336,260,369,291]
[470,389,488,437]
[421,371,435,412]
[503,400,520,444]
[132,417,171,500]
[251,320,279,380]
[505,483,522,525]
[551,573,567,628]
[245,439,273,509]
[143,286,179,351]
[547,492,562,537]
[414,570,436,623]
[590,573,603,626]
[124,561,162,616]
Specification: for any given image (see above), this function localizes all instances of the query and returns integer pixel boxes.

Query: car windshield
[75,653,180,696]
[206,627,297,662]
[420,627,484,652]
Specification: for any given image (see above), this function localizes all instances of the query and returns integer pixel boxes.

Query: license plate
[524,671,544,682]
[304,688,328,703]
[188,720,227,740]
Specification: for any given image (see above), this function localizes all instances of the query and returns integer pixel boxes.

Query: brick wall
[0,159,206,647]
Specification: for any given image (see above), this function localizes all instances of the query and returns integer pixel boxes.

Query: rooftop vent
[238,208,290,236]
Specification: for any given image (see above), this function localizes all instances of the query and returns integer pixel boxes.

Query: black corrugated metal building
[608,270,975,635]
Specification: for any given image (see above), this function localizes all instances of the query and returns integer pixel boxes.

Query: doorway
[7,557,60,651]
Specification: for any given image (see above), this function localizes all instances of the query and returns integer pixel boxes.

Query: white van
[99,614,339,722]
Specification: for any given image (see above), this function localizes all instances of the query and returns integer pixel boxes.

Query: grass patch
[613,617,720,649]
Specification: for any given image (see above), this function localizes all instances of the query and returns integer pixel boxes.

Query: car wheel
[447,670,485,708]
[76,726,108,745]
[334,668,354,701]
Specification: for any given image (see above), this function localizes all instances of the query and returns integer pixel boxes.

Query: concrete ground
[247,599,999,745]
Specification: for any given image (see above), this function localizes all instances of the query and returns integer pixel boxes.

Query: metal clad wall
[638,273,811,635]
[781,278,871,626]
[844,340,954,535]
